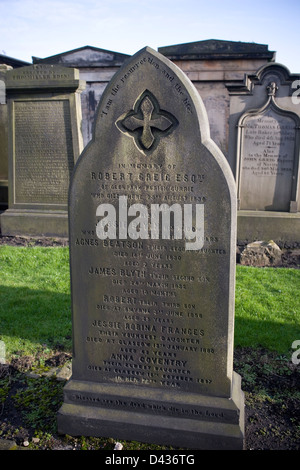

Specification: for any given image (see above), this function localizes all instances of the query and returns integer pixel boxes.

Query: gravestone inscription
[0,64,85,237]
[13,100,73,205]
[228,63,300,243]
[57,47,244,450]
[238,81,300,212]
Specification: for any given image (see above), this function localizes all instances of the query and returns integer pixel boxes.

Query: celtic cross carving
[116,90,178,153]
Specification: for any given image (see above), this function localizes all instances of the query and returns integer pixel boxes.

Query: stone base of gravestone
[237,211,300,245]
[58,371,244,450]
[1,209,68,238]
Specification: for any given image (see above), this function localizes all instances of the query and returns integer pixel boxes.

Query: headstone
[57,47,244,450]
[0,65,11,210]
[237,80,300,212]
[227,63,300,244]
[0,64,85,237]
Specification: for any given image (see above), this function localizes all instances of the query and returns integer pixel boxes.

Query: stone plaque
[1,64,85,237]
[14,100,73,205]
[8,63,77,87]
[238,84,299,211]
[58,47,244,449]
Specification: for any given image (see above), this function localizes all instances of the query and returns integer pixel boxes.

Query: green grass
[235,265,300,354]
[0,246,71,358]
[0,245,299,359]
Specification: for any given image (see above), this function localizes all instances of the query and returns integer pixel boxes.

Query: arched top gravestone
[236,71,300,212]
[58,47,244,450]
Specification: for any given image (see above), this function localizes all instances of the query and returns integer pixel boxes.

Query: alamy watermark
[0,340,6,364]
[95,196,204,251]
[291,80,300,105]
[0,80,5,105]
[291,340,300,365]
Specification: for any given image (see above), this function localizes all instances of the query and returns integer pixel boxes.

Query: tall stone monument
[1,64,85,237]
[57,47,244,450]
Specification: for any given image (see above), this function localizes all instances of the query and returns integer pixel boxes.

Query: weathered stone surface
[228,63,300,243]
[1,64,85,237]
[57,47,244,450]
[56,362,72,381]
[158,39,275,61]
[237,210,300,245]
[0,65,11,210]
[33,46,130,147]
[237,81,300,212]
[0,438,19,450]
[240,240,282,267]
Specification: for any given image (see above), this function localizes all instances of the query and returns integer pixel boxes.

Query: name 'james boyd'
[95,196,205,251]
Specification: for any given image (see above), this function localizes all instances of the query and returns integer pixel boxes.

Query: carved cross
[116,91,178,152]
[123,96,172,149]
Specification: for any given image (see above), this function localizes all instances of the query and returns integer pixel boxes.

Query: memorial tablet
[237,81,300,212]
[58,47,244,449]
[0,64,85,237]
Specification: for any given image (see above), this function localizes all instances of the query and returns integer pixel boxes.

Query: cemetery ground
[0,236,299,451]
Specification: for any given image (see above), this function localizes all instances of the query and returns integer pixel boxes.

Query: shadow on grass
[234,315,300,355]
[0,285,72,356]
[1,283,299,359]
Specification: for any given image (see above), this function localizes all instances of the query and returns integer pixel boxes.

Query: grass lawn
[235,265,300,354]
[0,246,71,359]
[0,245,300,359]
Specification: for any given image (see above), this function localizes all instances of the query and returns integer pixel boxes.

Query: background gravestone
[227,63,300,243]
[58,47,244,450]
[0,64,11,211]
[0,64,85,237]
[237,79,300,213]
